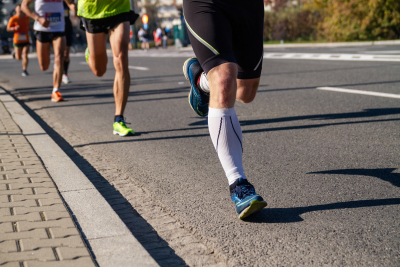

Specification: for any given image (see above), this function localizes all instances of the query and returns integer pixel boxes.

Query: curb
[0,85,159,267]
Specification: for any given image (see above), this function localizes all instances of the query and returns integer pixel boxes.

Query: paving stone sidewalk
[0,100,96,267]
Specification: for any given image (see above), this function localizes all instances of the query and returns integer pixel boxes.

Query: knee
[236,80,260,104]
[93,68,106,77]
[212,72,237,96]
[113,53,128,73]
[54,53,63,66]
[40,64,49,71]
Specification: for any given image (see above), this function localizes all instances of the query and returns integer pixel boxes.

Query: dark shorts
[14,42,30,48]
[183,0,264,79]
[81,11,139,34]
[35,31,65,43]
[65,17,73,47]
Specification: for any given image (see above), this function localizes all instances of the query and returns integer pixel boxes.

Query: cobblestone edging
[0,100,96,267]
[17,95,229,266]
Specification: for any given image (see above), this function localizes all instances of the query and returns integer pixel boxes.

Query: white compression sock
[198,72,210,93]
[208,107,246,185]
[52,88,59,94]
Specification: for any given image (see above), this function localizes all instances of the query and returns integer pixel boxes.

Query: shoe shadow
[245,198,400,223]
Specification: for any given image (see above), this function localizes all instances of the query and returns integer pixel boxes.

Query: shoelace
[117,117,131,126]
[232,183,256,200]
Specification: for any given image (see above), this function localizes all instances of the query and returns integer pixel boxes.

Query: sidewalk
[0,88,158,267]
[0,98,96,266]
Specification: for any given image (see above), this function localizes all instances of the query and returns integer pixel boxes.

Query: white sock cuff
[208,107,236,118]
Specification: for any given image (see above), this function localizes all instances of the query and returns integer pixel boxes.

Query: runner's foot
[183,57,209,117]
[62,74,71,84]
[51,91,64,102]
[21,70,28,76]
[113,117,134,137]
[230,178,267,220]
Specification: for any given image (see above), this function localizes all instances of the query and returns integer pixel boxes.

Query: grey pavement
[0,92,96,266]
[0,89,159,266]
[0,43,399,266]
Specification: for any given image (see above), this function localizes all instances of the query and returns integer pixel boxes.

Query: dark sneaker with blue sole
[183,57,209,117]
[230,178,267,219]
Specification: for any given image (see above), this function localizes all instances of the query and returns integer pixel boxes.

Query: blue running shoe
[183,57,209,117]
[230,178,267,219]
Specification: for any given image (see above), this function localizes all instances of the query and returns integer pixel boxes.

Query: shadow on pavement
[72,108,400,147]
[12,95,189,267]
[245,198,400,223]
[310,168,400,188]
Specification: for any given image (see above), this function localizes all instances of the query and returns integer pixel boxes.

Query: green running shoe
[85,47,89,63]
[113,121,134,137]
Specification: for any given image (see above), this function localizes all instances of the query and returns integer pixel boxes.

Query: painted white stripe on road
[128,66,149,71]
[317,87,400,99]
[80,62,149,71]
[264,53,400,62]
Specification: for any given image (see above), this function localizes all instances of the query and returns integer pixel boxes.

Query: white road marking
[80,62,149,71]
[317,87,400,99]
[263,53,400,62]
[128,66,149,71]
[359,50,400,54]
[178,82,184,84]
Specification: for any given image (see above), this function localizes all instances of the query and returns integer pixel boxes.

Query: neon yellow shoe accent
[85,47,89,63]
[238,199,268,220]
[113,121,134,137]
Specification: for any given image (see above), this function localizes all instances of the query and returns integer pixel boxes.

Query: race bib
[45,12,62,25]
[17,33,27,41]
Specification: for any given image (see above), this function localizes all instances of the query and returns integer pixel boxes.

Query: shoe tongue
[115,117,125,123]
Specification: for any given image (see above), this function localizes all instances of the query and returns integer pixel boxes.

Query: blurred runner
[78,0,138,136]
[7,4,31,76]
[21,0,75,102]
[62,0,74,84]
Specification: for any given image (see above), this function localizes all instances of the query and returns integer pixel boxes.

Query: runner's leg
[64,46,70,75]
[52,36,66,89]
[36,40,51,71]
[85,32,108,76]
[236,78,260,103]
[109,21,130,117]
[22,45,29,71]
[15,47,22,60]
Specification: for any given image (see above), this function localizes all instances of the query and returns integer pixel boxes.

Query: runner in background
[7,4,31,76]
[78,0,139,136]
[21,0,75,102]
[62,0,74,84]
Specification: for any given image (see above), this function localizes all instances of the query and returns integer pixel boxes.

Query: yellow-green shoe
[113,121,134,137]
[85,47,89,63]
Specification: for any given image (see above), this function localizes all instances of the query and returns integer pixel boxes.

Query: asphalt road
[1,44,399,266]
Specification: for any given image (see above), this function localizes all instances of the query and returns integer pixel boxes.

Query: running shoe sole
[182,57,196,81]
[183,57,208,117]
[113,130,134,137]
[238,199,267,220]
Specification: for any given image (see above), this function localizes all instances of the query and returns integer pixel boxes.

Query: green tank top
[77,0,130,19]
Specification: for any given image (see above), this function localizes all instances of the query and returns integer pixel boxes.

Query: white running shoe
[62,74,71,84]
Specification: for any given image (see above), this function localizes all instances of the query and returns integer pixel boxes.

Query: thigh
[109,21,130,58]
[86,31,108,58]
[52,36,66,57]
[22,44,30,57]
[36,40,51,70]
[183,0,235,74]
[15,47,23,60]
